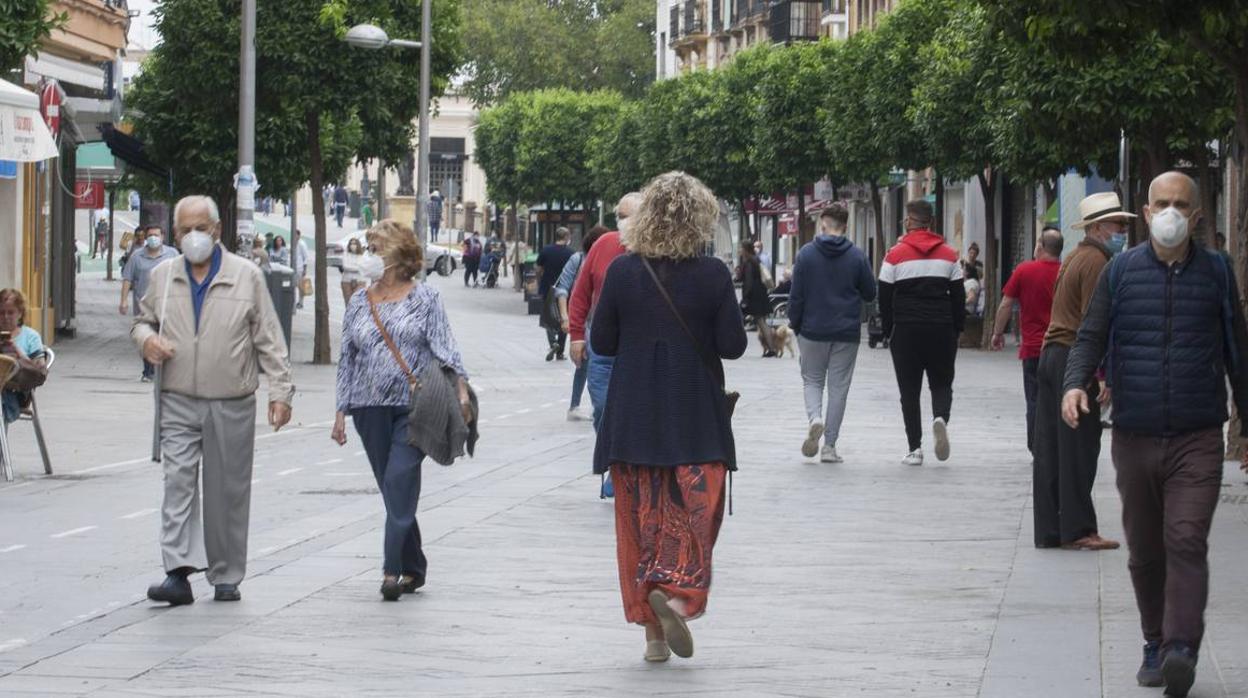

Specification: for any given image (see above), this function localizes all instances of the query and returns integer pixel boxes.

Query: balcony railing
[670,5,680,42]
[712,0,723,32]
[770,0,822,42]
[682,0,705,36]
[822,0,847,14]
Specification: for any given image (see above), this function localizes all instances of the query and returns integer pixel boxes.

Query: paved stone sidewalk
[0,272,1245,696]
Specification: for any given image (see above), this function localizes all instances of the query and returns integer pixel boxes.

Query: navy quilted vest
[1108,244,1235,435]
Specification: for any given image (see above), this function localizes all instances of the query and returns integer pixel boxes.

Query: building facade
[1,0,129,341]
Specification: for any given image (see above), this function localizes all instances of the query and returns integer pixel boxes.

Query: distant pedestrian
[591,171,747,663]
[332,220,471,601]
[461,232,482,287]
[1062,172,1248,696]
[341,237,365,303]
[989,227,1063,456]
[536,227,574,361]
[120,225,178,382]
[292,230,310,309]
[739,240,777,357]
[94,217,108,258]
[753,239,772,272]
[1033,191,1128,552]
[878,200,964,466]
[129,190,141,211]
[428,190,444,241]
[555,225,607,421]
[270,235,290,267]
[251,236,271,272]
[361,197,375,228]
[333,185,349,228]
[788,203,876,463]
[133,195,293,606]
[569,192,643,498]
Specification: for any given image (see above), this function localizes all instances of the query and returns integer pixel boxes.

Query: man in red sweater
[568,193,642,497]
[990,226,1064,459]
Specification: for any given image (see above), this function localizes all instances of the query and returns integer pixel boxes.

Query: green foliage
[513,88,623,205]
[475,91,532,205]
[0,0,67,73]
[460,0,654,106]
[587,99,646,205]
[751,40,835,195]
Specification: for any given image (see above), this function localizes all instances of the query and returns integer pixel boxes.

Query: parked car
[327,230,459,277]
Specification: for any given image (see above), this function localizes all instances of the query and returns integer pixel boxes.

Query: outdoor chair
[0,346,54,481]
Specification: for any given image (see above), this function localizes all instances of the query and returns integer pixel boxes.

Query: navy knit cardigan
[590,254,748,475]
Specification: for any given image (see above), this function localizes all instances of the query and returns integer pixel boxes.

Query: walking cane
[151,270,173,463]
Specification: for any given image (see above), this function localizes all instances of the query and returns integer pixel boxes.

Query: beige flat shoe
[644,639,671,663]
[648,590,693,658]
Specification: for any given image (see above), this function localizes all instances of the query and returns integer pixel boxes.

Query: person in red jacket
[878,200,965,467]
[989,227,1064,457]
[568,192,644,497]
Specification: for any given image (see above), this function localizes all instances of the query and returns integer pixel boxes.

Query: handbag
[640,257,740,419]
[299,277,313,296]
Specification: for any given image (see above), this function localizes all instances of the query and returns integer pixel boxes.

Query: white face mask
[358,252,387,281]
[181,229,216,264]
[145,235,162,250]
[1149,207,1190,249]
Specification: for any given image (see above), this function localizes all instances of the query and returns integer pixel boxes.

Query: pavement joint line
[277,467,302,476]
[516,408,532,415]
[0,639,27,653]
[0,544,26,553]
[119,508,158,520]
[251,478,264,485]
[352,450,366,456]
[315,458,343,466]
[49,526,97,539]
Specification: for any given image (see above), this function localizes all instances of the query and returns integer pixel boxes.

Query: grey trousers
[159,392,257,585]
[798,336,860,445]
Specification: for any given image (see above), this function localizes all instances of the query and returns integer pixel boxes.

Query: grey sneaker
[933,418,950,461]
[820,444,842,463]
[801,420,824,458]
[902,449,924,466]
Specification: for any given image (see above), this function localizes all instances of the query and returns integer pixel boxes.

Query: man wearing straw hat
[132,195,293,606]
[1032,191,1130,552]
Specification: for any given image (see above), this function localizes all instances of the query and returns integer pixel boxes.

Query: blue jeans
[2,391,19,425]
[351,407,428,579]
[586,335,614,431]
[569,359,588,409]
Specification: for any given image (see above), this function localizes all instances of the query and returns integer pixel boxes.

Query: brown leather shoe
[1062,534,1121,551]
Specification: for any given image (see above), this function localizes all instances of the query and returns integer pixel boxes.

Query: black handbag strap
[640,257,725,388]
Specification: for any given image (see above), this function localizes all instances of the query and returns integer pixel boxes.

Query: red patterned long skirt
[610,462,728,625]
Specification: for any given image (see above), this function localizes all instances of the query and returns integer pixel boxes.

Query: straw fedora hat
[1071,192,1136,229]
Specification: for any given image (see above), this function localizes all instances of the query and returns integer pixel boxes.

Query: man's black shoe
[380,578,403,601]
[147,572,194,606]
[1162,643,1198,697]
[400,576,425,594]
[1137,641,1163,687]
[214,583,241,601]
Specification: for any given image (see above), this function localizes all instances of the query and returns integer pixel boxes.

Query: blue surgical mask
[1107,232,1127,255]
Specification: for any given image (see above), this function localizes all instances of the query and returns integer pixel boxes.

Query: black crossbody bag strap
[640,257,725,388]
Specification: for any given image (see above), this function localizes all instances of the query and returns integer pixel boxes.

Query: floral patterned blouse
[335,284,468,413]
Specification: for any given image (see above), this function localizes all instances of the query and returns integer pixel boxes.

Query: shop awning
[0,79,59,162]
[99,123,169,181]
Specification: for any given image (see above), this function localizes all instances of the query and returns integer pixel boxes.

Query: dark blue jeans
[569,359,587,409]
[352,407,428,579]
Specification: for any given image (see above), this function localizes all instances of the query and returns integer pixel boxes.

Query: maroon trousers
[1111,428,1223,650]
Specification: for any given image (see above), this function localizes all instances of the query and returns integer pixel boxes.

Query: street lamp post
[237,0,257,253]
[343,9,430,245]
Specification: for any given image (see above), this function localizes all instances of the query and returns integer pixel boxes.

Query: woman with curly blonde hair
[590,171,747,662]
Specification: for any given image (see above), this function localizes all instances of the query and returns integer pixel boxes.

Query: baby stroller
[479,250,501,288]
[867,300,888,349]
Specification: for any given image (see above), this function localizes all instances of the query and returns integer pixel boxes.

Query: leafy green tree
[751,40,838,240]
[0,0,66,73]
[514,88,623,217]
[587,99,646,206]
[460,0,654,106]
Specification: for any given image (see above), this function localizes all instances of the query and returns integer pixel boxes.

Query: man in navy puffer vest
[1063,172,1248,697]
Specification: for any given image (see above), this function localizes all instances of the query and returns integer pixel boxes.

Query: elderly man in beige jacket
[133,195,293,605]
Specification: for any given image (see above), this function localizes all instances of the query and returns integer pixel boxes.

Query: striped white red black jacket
[878,230,966,335]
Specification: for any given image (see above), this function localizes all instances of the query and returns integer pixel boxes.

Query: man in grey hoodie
[788,203,877,462]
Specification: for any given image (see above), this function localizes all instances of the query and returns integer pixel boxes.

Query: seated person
[772,268,793,296]
[1,289,47,425]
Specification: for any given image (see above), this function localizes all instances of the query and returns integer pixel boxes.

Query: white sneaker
[801,420,824,458]
[902,449,924,466]
[567,407,591,422]
[933,418,950,462]
[820,444,842,463]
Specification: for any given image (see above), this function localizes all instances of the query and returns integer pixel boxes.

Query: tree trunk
[978,169,999,349]
[869,181,885,273]
[306,109,331,365]
[934,170,945,237]
[1192,145,1218,246]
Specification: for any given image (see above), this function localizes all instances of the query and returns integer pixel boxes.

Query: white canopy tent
[0,79,59,163]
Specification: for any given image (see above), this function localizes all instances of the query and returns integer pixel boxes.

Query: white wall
[0,174,23,290]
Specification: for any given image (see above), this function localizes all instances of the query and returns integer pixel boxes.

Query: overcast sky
[126,0,160,51]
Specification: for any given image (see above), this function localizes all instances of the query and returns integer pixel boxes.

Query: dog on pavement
[770,325,797,358]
